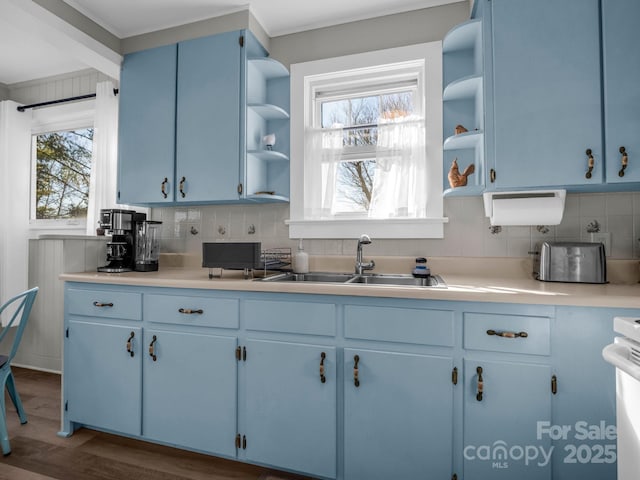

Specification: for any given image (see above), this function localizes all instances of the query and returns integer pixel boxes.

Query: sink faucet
[355,234,375,275]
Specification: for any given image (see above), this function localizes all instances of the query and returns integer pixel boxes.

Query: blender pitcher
[134,220,162,271]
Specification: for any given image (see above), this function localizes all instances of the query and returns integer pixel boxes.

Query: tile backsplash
[152,192,640,259]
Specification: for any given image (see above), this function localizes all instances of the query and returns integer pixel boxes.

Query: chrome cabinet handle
[179,176,186,198]
[619,146,629,177]
[585,149,595,179]
[161,177,168,198]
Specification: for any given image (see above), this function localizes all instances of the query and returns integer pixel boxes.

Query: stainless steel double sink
[258,271,446,288]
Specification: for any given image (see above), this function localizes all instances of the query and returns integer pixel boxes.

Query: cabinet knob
[161,177,168,199]
[179,176,186,198]
[126,331,135,357]
[476,366,484,401]
[149,335,157,361]
[585,149,595,179]
[618,146,629,177]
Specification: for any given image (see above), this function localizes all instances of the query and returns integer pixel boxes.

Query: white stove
[602,317,640,480]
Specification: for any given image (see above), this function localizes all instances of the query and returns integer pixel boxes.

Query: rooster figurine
[448,158,475,188]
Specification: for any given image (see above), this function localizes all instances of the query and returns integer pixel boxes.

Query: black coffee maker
[97,209,146,273]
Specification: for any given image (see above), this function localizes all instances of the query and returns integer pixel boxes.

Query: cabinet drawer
[244,300,336,337]
[463,312,550,355]
[67,288,142,321]
[344,305,454,347]
[144,295,239,329]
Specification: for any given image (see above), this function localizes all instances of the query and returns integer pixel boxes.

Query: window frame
[288,42,446,239]
[29,100,95,232]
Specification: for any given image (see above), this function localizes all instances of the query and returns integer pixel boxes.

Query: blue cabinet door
[66,321,142,435]
[142,329,237,457]
[344,348,453,480]
[118,44,177,204]
[602,0,640,184]
[176,31,242,202]
[489,0,602,189]
[552,306,617,480]
[242,339,336,479]
[463,359,551,479]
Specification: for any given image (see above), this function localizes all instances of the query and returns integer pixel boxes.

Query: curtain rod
[16,88,119,112]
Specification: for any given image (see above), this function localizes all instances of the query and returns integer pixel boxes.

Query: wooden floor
[0,367,313,480]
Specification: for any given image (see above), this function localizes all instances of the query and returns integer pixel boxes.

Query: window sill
[286,217,448,239]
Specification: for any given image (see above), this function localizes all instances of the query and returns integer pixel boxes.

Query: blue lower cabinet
[343,348,454,480]
[142,329,238,456]
[242,339,337,479]
[463,359,552,480]
[65,320,142,436]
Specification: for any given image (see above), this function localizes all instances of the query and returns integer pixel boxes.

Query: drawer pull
[319,352,326,383]
[149,335,157,361]
[585,148,595,179]
[179,176,186,198]
[476,366,483,401]
[619,146,628,177]
[487,329,528,338]
[126,331,135,357]
[93,301,113,307]
[178,308,203,315]
[353,355,360,387]
[161,177,168,198]
[552,375,558,395]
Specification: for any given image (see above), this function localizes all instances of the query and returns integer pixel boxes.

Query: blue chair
[0,287,38,456]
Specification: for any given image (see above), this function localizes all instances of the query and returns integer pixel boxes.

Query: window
[29,101,95,229]
[288,42,445,239]
[33,128,93,220]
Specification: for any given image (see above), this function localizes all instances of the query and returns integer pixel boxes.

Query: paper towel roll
[484,190,566,226]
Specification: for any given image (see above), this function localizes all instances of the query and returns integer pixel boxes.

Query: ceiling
[0,0,462,86]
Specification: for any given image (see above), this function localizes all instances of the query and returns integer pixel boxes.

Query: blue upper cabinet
[442,19,486,196]
[176,32,242,202]
[488,0,602,190]
[602,0,640,184]
[118,44,177,205]
[447,0,640,194]
[117,30,290,205]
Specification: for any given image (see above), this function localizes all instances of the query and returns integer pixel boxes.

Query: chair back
[0,287,39,363]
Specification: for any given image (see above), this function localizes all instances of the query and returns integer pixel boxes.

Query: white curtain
[369,116,427,218]
[303,126,343,218]
[0,101,32,326]
[86,81,119,235]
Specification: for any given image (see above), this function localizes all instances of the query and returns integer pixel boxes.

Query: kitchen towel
[483,190,566,226]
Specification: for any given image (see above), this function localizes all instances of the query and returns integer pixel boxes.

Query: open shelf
[248,57,289,79]
[444,130,483,150]
[248,150,289,161]
[246,193,290,203]
[248,103,290,120]
[443,74,483,102]
[443,19,482,53]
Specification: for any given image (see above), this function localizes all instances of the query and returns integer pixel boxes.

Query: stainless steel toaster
[534,241,606,283]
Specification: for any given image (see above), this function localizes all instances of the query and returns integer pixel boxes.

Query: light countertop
[60,255,640,309]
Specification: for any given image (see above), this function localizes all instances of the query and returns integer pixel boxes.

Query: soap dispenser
[412,257,431,278]
[293,239,309,273]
